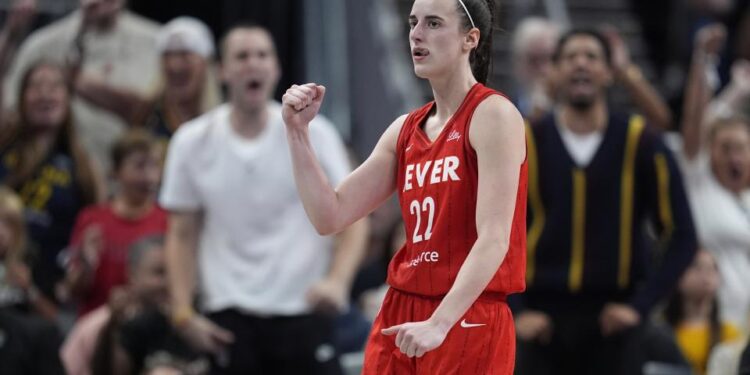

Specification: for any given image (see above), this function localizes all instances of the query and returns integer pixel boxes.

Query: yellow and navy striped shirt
[520,112,697,315]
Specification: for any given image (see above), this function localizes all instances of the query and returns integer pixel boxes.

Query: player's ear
[463,27,480,53]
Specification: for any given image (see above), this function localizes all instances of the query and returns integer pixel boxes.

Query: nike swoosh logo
[460,319,486,328]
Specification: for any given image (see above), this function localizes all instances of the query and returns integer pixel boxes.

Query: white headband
[457,0,476,29]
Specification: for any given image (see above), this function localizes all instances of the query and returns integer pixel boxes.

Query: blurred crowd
[0,0,747,374]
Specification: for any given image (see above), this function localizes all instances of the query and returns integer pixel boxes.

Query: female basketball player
[282,0,526,373]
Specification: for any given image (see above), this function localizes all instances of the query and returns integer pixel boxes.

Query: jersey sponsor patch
[406,250,439,268]
[447,130,461,142]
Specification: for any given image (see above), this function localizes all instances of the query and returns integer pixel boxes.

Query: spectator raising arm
[604,26,674,130]
[681,24,727,159]
[708,60,750,121]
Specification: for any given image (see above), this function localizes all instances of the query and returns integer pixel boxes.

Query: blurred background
[0,0,749,374]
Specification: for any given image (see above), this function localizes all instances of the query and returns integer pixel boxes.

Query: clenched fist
[281,83,326,131]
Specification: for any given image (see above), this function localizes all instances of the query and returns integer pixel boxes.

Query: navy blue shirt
[0,149,85,298]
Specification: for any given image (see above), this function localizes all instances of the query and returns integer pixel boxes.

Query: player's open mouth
[412,47,430,59]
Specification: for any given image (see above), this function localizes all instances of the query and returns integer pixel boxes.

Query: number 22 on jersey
[410,197,435,243]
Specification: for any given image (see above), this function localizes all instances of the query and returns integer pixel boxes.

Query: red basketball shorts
[362,288,515,375]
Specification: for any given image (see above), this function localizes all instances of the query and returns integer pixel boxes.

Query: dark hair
[456,0,497,84]
[552,28,612,66]
[110,129,157,172]
[219,21,276,62]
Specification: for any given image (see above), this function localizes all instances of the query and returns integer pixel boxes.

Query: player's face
[408,0,471,80]
[555,35,612,110]
[22,64,70,129]
[221,28,280,111]
[162,51,207,104]
[710,122,750,193]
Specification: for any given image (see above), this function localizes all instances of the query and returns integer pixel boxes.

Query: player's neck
[429,73,477,123]
[229,103,269,140]
[557,99,608,135]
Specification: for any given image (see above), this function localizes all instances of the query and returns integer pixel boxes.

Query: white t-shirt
[557,123,604,167]
[679,151,750,326]
[3,11,161,170]
[159,102,351,315]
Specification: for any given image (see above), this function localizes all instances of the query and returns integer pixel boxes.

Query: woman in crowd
[680,23,750,328]
[0,60,105,301]
[665,250,743,374]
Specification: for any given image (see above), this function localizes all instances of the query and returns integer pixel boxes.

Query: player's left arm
[382,95,526,357]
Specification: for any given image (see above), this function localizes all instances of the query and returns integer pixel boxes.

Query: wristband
[171,306,195,328]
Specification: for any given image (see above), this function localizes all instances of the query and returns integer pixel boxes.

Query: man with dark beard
[512,29,698,374]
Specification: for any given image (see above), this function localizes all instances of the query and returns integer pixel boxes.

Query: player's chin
[413,65,435,80]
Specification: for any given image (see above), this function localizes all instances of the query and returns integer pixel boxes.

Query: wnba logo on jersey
[403,156,461,192]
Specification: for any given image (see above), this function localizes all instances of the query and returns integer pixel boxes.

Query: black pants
[740,340,750,375]
[515,311,689,375]
[207,309,343,375]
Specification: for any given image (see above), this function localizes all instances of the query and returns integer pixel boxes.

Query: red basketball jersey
[387,83,527,297]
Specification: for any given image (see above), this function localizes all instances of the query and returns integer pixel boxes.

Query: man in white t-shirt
[3,0,160,170]
[159,23,368,375]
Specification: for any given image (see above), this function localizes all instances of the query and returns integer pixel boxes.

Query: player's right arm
[282,83,405,235]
